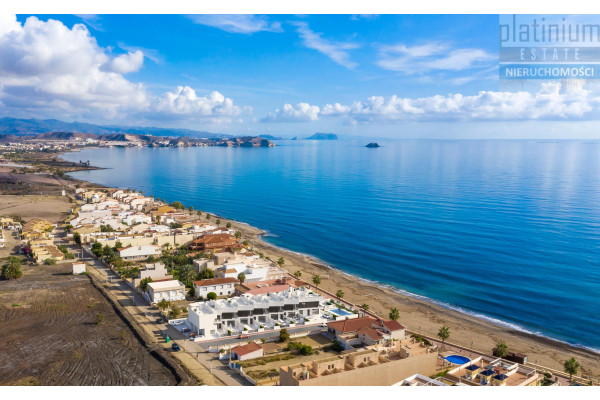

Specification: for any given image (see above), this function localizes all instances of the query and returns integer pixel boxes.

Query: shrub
[2,257,23,280]
[279,328,290,342]
[96,313,104,325]
[44,258,57,265]
[207,292,217,300]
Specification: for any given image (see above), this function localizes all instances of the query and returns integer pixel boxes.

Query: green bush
[44,258,57,265]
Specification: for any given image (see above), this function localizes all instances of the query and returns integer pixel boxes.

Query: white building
[147,280,186,303]
[118,245,162,260]
[72,262,86,274]
[187,286,323,337]
[193,277,238,298]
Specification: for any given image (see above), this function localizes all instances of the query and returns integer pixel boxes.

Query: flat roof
[148,280,184,291]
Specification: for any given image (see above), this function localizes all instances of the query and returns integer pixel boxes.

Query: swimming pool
[330,307,353,316]
[445,355,471,365]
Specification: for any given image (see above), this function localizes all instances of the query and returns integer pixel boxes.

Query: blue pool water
[330,308,353,316]
[445,355,471,365]
[63,140,600,351]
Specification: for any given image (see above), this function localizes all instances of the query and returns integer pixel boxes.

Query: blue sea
[63,140,600,351]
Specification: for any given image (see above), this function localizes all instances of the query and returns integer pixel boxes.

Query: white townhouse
[123,212,152,226]
[146,280,186,303]
[193,277,239,299]
[118,245,162,260]
[186,287,324,337]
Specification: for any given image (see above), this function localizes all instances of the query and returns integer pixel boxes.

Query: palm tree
[438,326,450,346]
[294,270,302,279]
[493,342,508,358]
[563,357,580,383]
[336,289,344,299]
[312,275,321,288]
[216,219,221,226]
[360,303,369,311]
[389,308,400,321]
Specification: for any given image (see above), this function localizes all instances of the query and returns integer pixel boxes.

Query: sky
[1,14,600,138]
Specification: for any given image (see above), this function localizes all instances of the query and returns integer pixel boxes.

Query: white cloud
[261,102,320,122]
[188,15,281,34]
[376,42,494,74]
[294,22,359,69]
[118,42,163,64]
[152,86,243,121]
[0,15,247,124]
[105,50,144,74]
[0,15,148,119]
[265,84,600,124]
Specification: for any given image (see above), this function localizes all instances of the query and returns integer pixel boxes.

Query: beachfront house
[231,342,264,361]
[118,245,162,260]
[187,233,237,251]
[193,277,238,299]
[186,286,323,337]
[146,280,186,303]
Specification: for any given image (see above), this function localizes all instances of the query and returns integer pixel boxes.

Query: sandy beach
[218,217,600,379]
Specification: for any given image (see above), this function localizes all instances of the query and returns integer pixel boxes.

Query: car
[320,323,327,327]
[155,318,165,324]
[181,328,191,333]
[171,343,181,351]
[238,334,249,339]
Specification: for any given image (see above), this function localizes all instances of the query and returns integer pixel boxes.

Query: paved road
[194,325,328,349]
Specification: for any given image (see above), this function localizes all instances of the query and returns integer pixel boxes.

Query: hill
[304,132,338,140]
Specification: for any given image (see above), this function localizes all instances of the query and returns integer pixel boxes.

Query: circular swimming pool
[445,355,470,364]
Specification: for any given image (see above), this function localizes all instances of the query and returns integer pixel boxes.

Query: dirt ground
[0,262,178,386]
[0,195,73,223]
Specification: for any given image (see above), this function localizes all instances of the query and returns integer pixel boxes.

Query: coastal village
[1,184,594,387]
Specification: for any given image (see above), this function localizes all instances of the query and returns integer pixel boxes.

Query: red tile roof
[193,277,239,287]
[232,342,262,357]
[357,327,385,341]
[382,320,404,331]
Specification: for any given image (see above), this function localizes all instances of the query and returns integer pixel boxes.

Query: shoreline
[60,154,600,380]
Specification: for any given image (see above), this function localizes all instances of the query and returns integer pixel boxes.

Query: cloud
[261,102,320,122]
[294,22,359,69]
[0,15,148,119]
[376,42,494,74]
[0,15,247,124]
[105,50,144,74]
[188,15,282,34]
[152,86,243,121]
[265,84,600,124]
[118,42,164,64]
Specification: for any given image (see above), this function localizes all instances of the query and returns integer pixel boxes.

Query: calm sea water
[64,140,600,351]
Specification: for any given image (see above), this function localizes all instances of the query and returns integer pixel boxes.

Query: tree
[207,292,217,300]
[237,272,246,283]
[389,308,400,321]
[140,277,153,292]
[294,270,302,279]
[493,342,508,358]
[216,219,221,226]
[157,299,171,316]
[170,307,181,319]
[170,201,184,210]
[188,206,194,212]
[197,268,215,280]
[1,257,23,280]
[336,289,344,299]
[73,232,81,246]
[206,214,211,220]
[91,241,103,257]
[279,328,290,343]
[312,275,321,288]
[277,257,285,266]
[360,303,369,311]
[226,222,232,228]
[438,326,450,345]
[197,210,202,216]
[563,357,580,383]
[235,231,242,239]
